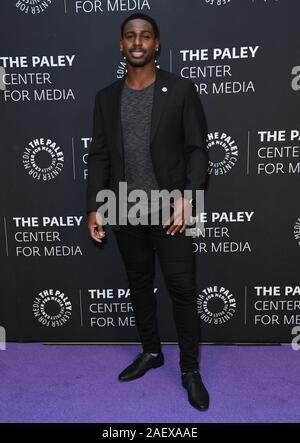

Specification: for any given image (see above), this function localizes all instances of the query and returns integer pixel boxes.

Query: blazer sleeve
[86,91,110,214]
[183,81,208,201]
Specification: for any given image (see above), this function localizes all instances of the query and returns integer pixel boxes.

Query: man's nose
[134,35,142,46]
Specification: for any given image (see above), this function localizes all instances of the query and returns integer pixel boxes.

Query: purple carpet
[0,344,299,423]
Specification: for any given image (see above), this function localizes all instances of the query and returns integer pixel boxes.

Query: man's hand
[163,197,192,236]
[87,211,106,243]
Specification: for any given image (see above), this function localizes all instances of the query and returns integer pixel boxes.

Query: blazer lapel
[111,77,125,160]
[150,68,171,144]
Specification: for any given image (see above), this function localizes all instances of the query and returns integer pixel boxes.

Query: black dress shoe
[118,352,164,382]
[181,372,209,411]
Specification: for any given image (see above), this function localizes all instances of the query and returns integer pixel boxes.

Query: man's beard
[126,52,155,68]
[127,58,149,68]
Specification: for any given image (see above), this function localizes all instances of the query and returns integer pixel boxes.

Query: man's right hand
[87,211,106,243]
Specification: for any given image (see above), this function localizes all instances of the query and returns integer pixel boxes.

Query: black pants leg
[113,224,161,354]
[113,218,199,372]
[150,223,199,372]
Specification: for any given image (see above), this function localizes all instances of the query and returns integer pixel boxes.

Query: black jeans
[113,210,199,372]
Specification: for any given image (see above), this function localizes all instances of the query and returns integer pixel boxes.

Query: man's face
[120,19,159,68]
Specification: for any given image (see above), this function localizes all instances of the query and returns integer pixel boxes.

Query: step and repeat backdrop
[1,0,299,344]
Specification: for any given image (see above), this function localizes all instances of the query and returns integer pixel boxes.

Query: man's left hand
[163,197,192,235]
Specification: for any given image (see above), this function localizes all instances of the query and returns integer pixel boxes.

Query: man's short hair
[121,13,160,39]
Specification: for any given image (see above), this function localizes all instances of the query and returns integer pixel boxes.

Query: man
[86,13,209,411]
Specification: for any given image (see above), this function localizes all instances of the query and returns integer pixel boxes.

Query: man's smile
[129,50,146,58]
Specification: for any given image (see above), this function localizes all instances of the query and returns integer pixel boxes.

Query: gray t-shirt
[121,81,160,218]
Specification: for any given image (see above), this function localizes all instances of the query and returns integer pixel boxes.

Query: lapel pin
[162,87,168,92]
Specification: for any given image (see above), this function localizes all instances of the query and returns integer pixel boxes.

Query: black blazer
[86,68,208,228]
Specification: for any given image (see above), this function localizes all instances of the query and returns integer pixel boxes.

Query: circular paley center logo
[23,138,64,181]
[116,59,161,79]
[206,132,238,175]
[117,59,128,79]
[33,289,72,327]
[204,0,231,6]
[293,218,300,246]
[15,0,52,15]
[197,286,236,325]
